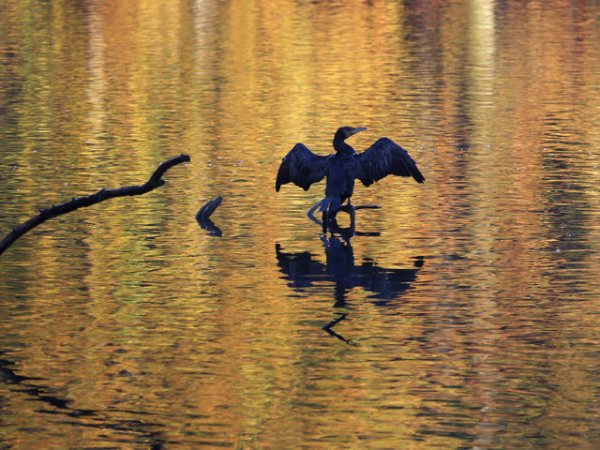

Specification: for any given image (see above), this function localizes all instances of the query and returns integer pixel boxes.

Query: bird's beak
[350,127,367,136]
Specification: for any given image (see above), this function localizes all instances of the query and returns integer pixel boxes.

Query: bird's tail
[319,196,341,213]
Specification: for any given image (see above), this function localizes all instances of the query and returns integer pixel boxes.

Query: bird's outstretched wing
[276,143,331,191]
[358,138,425,186]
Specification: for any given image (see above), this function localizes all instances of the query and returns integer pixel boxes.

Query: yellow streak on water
[1,0,600,449]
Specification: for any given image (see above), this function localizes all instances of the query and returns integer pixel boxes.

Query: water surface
[1,1,600,448]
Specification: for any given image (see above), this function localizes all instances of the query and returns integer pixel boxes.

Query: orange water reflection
[1,0,600,448]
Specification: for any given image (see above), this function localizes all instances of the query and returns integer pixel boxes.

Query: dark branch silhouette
[196,196,223,236]
[0,154,190,256]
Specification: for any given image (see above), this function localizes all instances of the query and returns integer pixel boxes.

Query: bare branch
[0,154,190,256]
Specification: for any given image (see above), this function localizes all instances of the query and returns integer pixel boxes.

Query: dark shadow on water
[276,235,423,308]
[276,234,424,342]
[196,216,223,236]
[0,352,170,449]
[322,313,352,344]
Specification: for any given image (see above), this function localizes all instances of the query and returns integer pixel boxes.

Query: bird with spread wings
[276,126,425,225]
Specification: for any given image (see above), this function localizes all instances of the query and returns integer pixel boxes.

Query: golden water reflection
[1,0,600,448]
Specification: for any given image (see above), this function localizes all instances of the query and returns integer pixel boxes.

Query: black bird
[276,127,425,222]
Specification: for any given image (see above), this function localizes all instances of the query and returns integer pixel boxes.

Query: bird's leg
[338,199,355,216]
[322,211,328,233]
[307,200,323,225]
[329,213,340,230]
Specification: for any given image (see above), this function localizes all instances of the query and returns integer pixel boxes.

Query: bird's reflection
[276,235,423,308]
[276,234,423,343]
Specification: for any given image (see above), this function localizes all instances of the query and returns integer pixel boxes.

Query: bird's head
[335,126,367,141]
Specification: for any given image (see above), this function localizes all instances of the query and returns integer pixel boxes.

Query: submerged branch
[0,154,190,256]
[196,196,223,236]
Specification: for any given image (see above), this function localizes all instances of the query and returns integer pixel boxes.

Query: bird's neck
[333,137,355,155]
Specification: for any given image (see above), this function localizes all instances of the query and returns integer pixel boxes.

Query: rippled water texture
[2,1,600,448]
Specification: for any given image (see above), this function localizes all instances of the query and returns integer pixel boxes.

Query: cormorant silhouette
[276,127,425,225]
